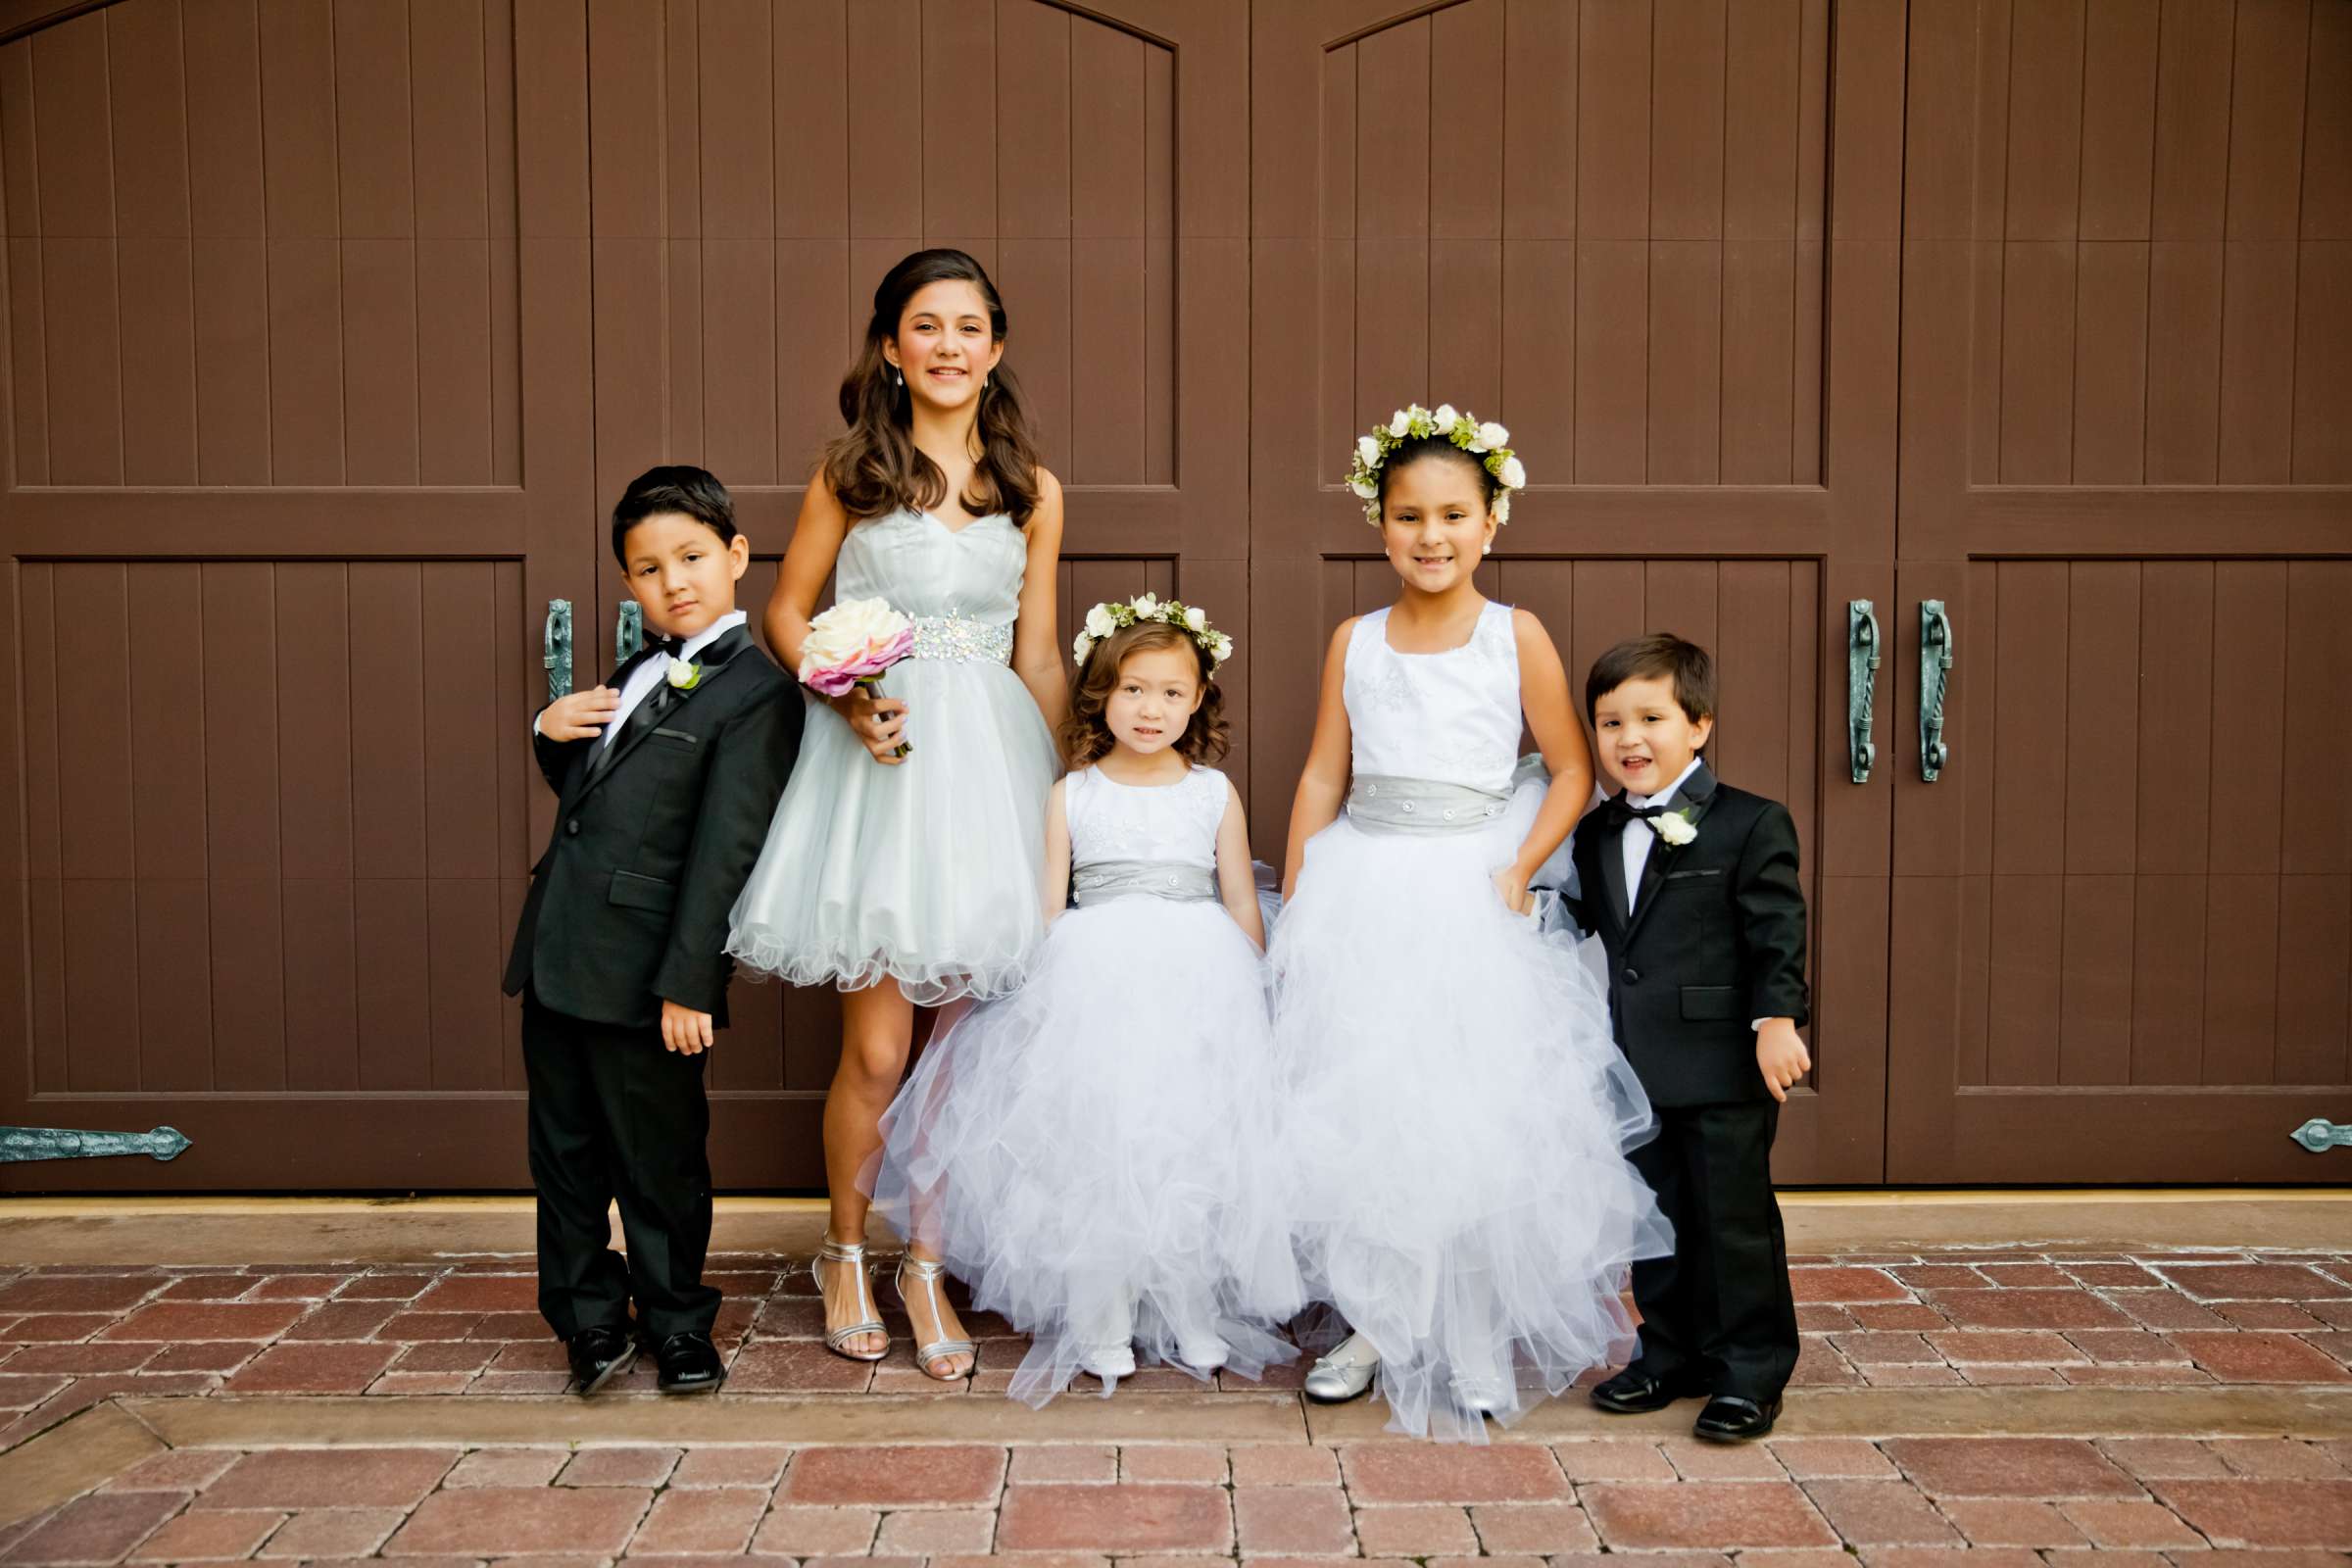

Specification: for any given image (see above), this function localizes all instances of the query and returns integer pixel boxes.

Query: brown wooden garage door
[0,0,2344,1193]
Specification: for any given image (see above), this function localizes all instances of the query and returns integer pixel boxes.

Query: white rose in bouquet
[799,596,907,677]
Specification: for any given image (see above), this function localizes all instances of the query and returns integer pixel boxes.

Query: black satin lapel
[1600,808,1634,930]
[572,626,757,801]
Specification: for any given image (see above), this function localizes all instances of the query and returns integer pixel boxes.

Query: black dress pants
[1625,1100,1800,1402]
[523,994,720,1341]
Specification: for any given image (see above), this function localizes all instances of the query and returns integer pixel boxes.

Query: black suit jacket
[503,624,800,1030]
[1567,762,1809,1107]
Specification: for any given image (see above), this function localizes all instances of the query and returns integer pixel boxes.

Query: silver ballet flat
[1302,1332,1380,1402]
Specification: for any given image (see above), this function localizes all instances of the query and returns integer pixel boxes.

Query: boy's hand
[1756,1018,1810,1102]
[661,1000,715,1054]
[541,685,622,742]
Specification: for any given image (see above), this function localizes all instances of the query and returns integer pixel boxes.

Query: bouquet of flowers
[800,597,915,756]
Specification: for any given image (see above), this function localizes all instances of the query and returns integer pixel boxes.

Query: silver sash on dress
[1346,774,1511,835]
[1070,858,1219,906]
[909,612,1014,664]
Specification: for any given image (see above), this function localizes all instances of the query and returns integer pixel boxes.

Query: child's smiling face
[1379,451,1495,596]
[1104,643,1203,758]
[619,512,749,641]
[1592,675,1714,797]
[885,278,1004,416]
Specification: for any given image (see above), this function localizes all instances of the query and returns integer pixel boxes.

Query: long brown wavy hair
[1060,621,1231,768]
[822,249,1045,527]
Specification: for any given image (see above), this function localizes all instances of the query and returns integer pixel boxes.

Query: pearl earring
[1482,543,1493,556]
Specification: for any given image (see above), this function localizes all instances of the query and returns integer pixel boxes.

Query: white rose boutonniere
[665,657,703,691]
[1650,810,1697,847]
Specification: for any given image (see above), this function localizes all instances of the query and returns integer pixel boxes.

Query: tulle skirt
[866,894,1304,1404]
[725,659,1058,1004]
[1268,779,1673,1441]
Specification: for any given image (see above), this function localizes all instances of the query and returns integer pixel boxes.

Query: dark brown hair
[822,249,1045,527]
[1378,435,1502,517]
[1585,633,1717,734]
[612,465,735,564]
[1060,621,1230,768]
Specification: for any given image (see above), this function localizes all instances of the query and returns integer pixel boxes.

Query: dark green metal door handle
[0,1125,190,1162]
[1920,599,1954,782]
[2291,1118,2351,1152]
[1848,600,1881,784]
[616,602,644,664]
[545,600,573,704]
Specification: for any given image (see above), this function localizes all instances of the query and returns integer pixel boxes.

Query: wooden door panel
[1250,0,1898,1183]
[586,0,1248,1188]
[1889,0,2352,1182]
[0,0,590,1191]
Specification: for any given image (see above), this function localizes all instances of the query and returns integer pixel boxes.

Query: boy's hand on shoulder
[542,685,622,742]
[661,999,715,1054]
[1756,1018,1810,1102]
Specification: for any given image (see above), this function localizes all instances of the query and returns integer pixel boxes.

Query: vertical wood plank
[427,877,503,1090]
[2079,0,2158,240]
[921,0,994,237]
[2143,242,2221,481]
[1721,238,1795,483]
[1997,243,2075,482]
[2151,0,2233,240]
[1987,873,2063,1084]
[333,0,414,238]
[774,0,844,237]
[2206,562,2286,874]
[2202,874,2278,1084]
[1573,241,1645,481]
[996,239,1071,479]
[2217,242,2296,483]
[2274,875,2349,1084]
[32,15,113,237]
[1500,242,1573,472]
[2281,562,2352,874]
[261,0,339,237]
[421,564,500,880]
[2134,561,2213,874]
[414,0,490,240]
[2071,241,2148,482]
[107,0,191,238]
[127,566,208,880]
[341,239,421,482]
[2132,874,2205,1083]
[2304,0,2352,237]
[996,0,1066,240]
[1645,242,1721,482]
[700,0,772,240]
[1431,0,1503,240]
[42,236,123,482]
[2005,0,2085,240]
[2063,563,2138,875]
[846,0,920,238]
[65,881,141,1092]
[775,238,850,483]
[2225,0,2309,240]
[2059,873,2133,1084]
[1353,19,1428,242]
[1577,0,1649,239]
[417,239,495,482]
[183,0,267,238]
[118,236,199,483]
[1428,241,1501,416]
[1990,563,2068,875]
[348,563,428,880]
[1649,0,1725,241]
[267,236,344,481]
[702,238,778,484]
[1714,563,1792,803]
[2290,241,2352,480]
[203,563,286,1090]
[1501,0,1575,240]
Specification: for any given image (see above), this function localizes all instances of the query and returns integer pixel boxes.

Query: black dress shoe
[645,1330,726,1395]
[564,1325,636,1396]
[1692,1393,1781,1442]
[1590,1367,1700,1413]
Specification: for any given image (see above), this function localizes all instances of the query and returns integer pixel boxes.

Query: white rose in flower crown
[1132,592,1160,619]
[1498,455,1528,489]
[1349,475,1380,500]
[1357,435,1380,467]
[1084,604,1116,639]
[1184,606,1206,631]
[1072,631,1094,662]
[1389,409,1413,437]
[1433,403,1459,430]
[1210,631,1234,663]
[1477,421,1509,450]
[800,596,906,671]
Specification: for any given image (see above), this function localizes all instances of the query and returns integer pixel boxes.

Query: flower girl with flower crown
[864,599,1301,1403]
[1271,405,1672,1442]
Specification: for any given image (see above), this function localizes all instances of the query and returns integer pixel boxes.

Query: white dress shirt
[1619,755,1703,914]
[535,610,749,744]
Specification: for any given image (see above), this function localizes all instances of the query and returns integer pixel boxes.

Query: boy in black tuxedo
[1569,634,1809,1441]
[504,466,799,1395]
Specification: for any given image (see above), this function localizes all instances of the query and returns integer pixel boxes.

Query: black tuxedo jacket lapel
[572,624,757,806]
[1599,801,1635,931]
[1621,761,1722,950]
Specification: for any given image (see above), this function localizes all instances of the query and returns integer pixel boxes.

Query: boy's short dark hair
[612,465,737,564]
[1585,633,1717,730]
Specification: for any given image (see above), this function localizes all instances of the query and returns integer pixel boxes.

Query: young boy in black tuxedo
[1569,634,1809,1442]
[504,466,799,1396]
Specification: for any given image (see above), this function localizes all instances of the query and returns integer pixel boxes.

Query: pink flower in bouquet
[799,598,914,697]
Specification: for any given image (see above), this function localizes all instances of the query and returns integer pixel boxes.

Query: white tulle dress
[866,763,1303,1403]
[725,508,1058,1004]
[1269,601,1672,1441]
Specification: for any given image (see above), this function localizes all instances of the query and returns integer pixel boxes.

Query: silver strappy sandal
[812,1236,887,1363]
[896,1254,977,1382]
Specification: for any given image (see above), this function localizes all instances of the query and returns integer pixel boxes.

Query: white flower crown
[1346,403,1527,524]
[1070,593,1235,670]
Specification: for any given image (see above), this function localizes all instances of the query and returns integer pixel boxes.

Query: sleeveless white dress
[725,508,1059,1004]
[1269,601,1672,1441]
[866,764,1302,1403]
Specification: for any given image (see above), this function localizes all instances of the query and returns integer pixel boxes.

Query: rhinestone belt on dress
[908,613,1013,664]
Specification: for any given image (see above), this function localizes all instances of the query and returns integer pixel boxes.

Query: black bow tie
[1603,798,1670,832]
[636,634,684,665]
